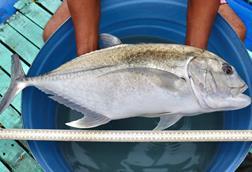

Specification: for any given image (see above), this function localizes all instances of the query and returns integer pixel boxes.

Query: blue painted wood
[0,0,63,171]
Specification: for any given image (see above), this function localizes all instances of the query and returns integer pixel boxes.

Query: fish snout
[240,84,248,93]
[230,83,248,96]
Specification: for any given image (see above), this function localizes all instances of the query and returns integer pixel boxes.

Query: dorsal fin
[99,33,122,48]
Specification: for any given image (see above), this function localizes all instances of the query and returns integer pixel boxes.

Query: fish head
[188,51,251,112]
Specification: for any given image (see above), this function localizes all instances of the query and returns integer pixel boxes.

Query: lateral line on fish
[96,66,183,79]
[26,64,118,81]
[0,129,252,142]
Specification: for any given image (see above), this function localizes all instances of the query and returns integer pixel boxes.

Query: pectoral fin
[154,115,182,130]
[98,67,186,92]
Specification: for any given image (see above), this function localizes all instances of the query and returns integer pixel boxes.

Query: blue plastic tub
[22,0,252,171]
[0,0,17,23]
[228,0,252,51]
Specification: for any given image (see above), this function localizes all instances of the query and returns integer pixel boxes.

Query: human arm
[185,0,220,49]
[67,0,100,56]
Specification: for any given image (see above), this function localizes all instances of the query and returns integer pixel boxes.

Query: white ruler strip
[0,129,252,142]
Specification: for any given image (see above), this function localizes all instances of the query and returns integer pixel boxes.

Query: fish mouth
[230,84,251,110]
[240,84,248,93]
[192,82,250,110]
[231,84,248,96]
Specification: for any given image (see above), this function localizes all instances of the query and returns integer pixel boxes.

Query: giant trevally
[0,34,250,130]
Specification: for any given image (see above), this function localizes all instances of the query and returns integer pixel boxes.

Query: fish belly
[33,68,199,120]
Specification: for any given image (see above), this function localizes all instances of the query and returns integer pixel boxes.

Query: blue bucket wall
[228,0,252,51]
[0,0,17,23]
[22,0,252,171]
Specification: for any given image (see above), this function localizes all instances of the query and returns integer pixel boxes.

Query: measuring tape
[0,129,252,142]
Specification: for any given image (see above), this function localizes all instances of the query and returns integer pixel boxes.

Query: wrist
[76,34,99,56]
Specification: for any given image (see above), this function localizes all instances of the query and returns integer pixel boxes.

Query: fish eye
[222,63,233,75]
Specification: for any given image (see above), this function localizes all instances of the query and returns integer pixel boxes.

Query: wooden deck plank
[0,102,22,129]
[15,0,62,13]
[0,43,29,74]
[15,0,51,28]
[37,0,62,13]
[0,92,31,157]
[0,70,22,113]
[0,71,35,165]
[0,43,33,155]
[0,71,11,99]
[0,0,55,170]
[0,140,43,172]
[0,24,39,65]
[0,69,22,128]
[0,42,30,114]
[14,0,33,9]
[7,12,44,48]
[0,161,10,172]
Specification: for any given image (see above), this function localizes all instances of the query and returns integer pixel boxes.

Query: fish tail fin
[0,54,27,114]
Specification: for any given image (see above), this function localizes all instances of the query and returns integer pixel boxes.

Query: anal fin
[36,86,111,129]
[154,115,182,130]
[49,95,111,128]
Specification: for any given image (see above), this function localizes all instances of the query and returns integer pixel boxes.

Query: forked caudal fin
[0,54,26,114]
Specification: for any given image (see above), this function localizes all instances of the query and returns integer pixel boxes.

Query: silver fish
[0,34,250,130]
